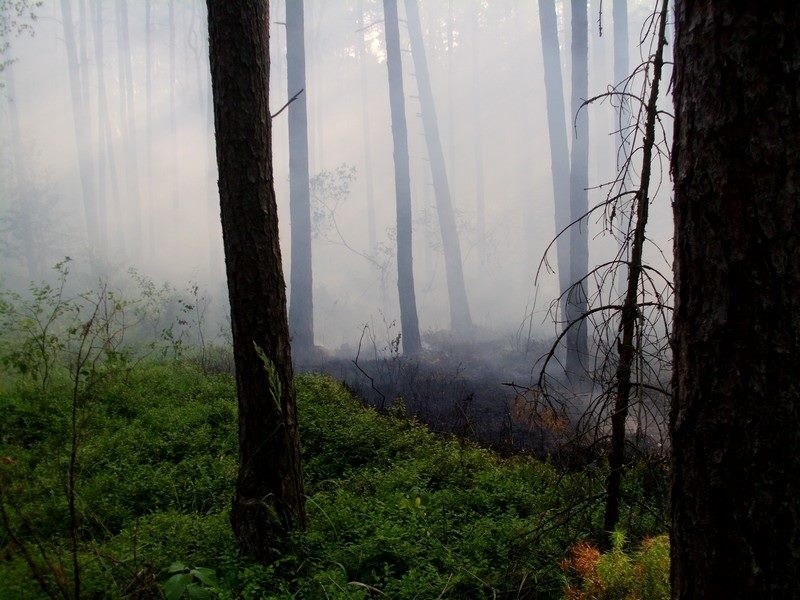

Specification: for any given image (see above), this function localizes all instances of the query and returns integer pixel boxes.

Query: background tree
[671,1,800,596]
[405,0,472,334]
[538,0,571,334]
[206,0,306,561]
[286,0,314,357]
[382,0,421,355]
[566,0,590,379]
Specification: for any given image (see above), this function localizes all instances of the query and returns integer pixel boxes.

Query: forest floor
[0,361,668,599]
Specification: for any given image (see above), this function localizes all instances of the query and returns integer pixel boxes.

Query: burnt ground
[295,329,671,463]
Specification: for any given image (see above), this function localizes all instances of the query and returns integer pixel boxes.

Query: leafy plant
[163,562,218,599]
[561,531,670,600]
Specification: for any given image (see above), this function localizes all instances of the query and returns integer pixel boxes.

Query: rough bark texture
[566,0,590,379]
[286,0,314,356]
[405,0,472,333]
[206,0,306,562]
[671,1,800,597]
[382,0,422,355]
[538,0,571,326]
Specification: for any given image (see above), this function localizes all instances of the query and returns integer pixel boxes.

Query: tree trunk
[91,0,122,257]
[206,0,306,562]
[59,0,100,254]
[566,0,589,380]
[471,1,485,262]
[145,0,155,259]
[405,0,473,333]
[382,0,422,355]
[671,1,800,596]
[115,0,142,260]
[357,0,377,255]
[538,0,571,328]
[286,0,314,357]
[602,0,668,540]
[169,0,179,218]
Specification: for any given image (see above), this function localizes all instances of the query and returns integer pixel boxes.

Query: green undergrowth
[0,363,665,598]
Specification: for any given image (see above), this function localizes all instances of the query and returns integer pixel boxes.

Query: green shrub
[562,531,670,600]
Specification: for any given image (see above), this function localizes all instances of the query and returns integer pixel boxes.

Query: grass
[0,360,665,599]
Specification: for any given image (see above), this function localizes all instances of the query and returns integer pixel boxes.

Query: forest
[0,0,797,598]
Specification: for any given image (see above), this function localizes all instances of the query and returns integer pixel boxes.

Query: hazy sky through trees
[0,0,673,350]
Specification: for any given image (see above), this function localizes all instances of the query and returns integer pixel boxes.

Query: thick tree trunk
[566,0,590,380]
[286,0,314,357]
[382,0,422,355]
[206,0,306,562]
[671,1,800,597]
[405,0,473,333]
[538,0,571,327]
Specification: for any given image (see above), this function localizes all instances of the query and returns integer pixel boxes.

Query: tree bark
[206,0,306,562]
[286,0,314,357]
[566,0,590,380]
[382,0,422,355]
[671,1,800,596]
[405,0,473,333]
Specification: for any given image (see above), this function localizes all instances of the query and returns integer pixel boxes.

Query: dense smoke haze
[1,0,672,352]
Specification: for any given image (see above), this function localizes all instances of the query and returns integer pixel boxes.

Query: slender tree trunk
[206,0,306,562]
[602,0,668,540]
[116,0,142,260]
[358,0,377,255]
[169,0,179,218]
[446,0,455,202]
[145,0,155,259]
[539,0,576,358]
[60,0,100,254]
[91,0,122,258]
[471,2,485,262]
[671,1,800,596]
[382,0,422,355]
[565,0,589,380]
[538,0,572,327]
[286,0,314,357]
[405,0,472,333]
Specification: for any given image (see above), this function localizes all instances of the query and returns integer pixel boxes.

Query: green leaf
[164,573,190,600]
[167,561,188,574]
[191,567,218,588]
[187,583,212,599]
